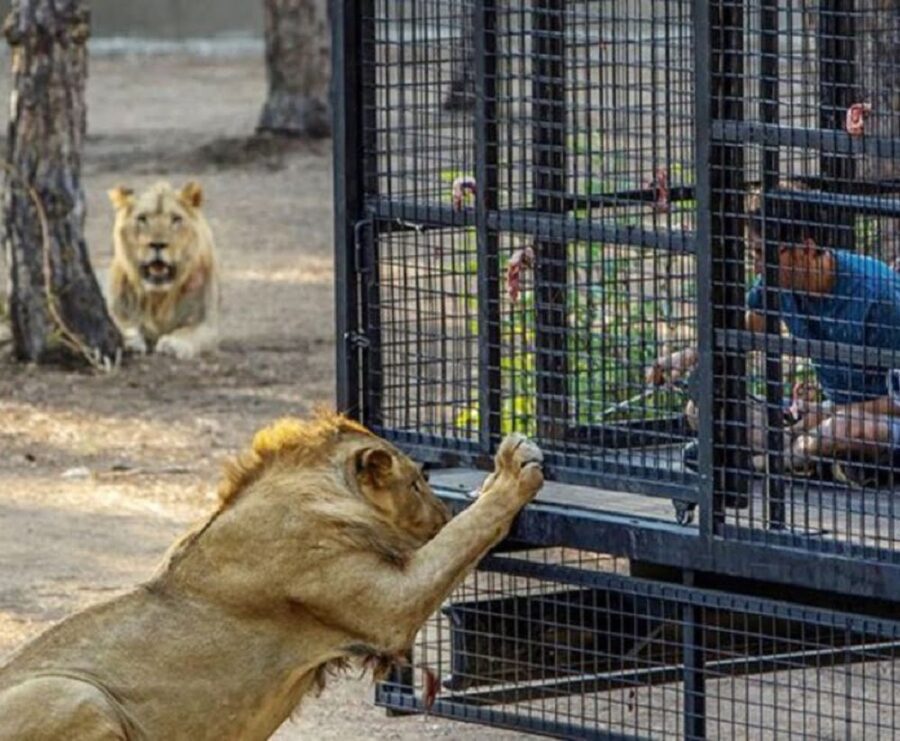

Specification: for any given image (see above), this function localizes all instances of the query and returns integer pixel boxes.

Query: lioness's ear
[355,447,394,490]
[108,186,134,211]
[180,181,204,209]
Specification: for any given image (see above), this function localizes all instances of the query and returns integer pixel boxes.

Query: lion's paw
[486,433,544,503]
[122,329,147,355]
[156,335,196,360]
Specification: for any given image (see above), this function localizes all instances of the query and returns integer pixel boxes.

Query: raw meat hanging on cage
[506,246,535,304]
[845,102,872,137]
[647,168,670,213]
[421,666,439,710]
[451,175,476,211]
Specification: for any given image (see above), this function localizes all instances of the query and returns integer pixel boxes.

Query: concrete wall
[90,0,262,39]
[1,0,263,40]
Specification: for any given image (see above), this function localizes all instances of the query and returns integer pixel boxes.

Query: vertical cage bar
[332,0,367,418]
[475,0,501,451]
[532,0,569,444]
[683,571,706,740]
[818,0,856,250]
[360,0,383,430]
[710,0,749,528]
[361,223,383,429]
[693,0,715,536]
[760,0,785,529]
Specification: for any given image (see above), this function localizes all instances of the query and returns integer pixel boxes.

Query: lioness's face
[354,443,451,542]
[110,182,204,293]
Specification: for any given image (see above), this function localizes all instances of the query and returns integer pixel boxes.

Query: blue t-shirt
[747,251,900,403]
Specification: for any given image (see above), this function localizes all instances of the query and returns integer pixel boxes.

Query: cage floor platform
[432,466,679,521]
[433,463,900,531]
[431,460,900,585]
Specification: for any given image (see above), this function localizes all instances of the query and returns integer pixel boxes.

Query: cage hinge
[345,331,370,349]
[353,218,373,274]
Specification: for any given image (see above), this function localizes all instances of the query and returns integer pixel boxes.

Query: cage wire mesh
[343,0,900,737]
[364,0,699,497]
[378,548,900,739]
[714,0,900,553]
[360,0,900,551]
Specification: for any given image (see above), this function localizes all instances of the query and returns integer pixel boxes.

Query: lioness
[107,181,220,359]
[0,414,544,739]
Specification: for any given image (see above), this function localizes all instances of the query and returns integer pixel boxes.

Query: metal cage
[333,0,900,737]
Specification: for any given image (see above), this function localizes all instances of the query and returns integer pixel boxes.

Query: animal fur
[0,413,544,739]
[107,181,220,359]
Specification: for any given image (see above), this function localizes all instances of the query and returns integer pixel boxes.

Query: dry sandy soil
[0,53,522,739]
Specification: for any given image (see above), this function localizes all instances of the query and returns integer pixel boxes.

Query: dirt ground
[0,53,521,739]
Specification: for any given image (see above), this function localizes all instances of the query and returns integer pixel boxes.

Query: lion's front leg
[295,435,542,653]
[108,285,147,355]
[156,321,218,360]
[156,280,219,360]
[395,433,543,621]
[119,325,148,355]
[310,434,543,652]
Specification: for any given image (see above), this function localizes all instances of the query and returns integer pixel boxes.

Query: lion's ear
[354,447,394,490]
[180,181,204,209]
[108,186,134,211]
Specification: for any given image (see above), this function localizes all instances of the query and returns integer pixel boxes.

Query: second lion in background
[107,180,220,360]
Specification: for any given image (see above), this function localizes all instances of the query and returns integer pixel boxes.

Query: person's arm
[744,275,770,334]
[645,346,698,386]
[646,309,767,386]
[834,395,899,418]
[745,310,766,334]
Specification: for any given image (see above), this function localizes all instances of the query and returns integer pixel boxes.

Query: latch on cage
[353,218,373,276]
[345,331,370,350]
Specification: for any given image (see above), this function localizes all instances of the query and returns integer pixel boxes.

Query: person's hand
[645,347,698,387]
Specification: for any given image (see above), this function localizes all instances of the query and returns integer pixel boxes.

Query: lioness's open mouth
[140,259,176,286]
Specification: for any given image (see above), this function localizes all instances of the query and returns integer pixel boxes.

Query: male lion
[0,413,544,739]
[107,181,220,359]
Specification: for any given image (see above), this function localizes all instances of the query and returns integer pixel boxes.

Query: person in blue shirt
[647,208,900,485]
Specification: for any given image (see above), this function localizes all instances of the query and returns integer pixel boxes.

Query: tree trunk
[3,0,121,367]
[257,0,330,138]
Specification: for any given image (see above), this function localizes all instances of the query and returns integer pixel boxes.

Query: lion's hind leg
[0,675,129,740]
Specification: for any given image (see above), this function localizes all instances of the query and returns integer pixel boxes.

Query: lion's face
[350,440,451,543]
[109,181,207,293]
[163,416,453,612]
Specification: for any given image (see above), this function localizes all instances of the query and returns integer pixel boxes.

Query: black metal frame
[333,0,900,737]
[374,547,900,739]
[333,0,900,597]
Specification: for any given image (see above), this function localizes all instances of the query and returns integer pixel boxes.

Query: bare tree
[257,0,330,138]
[3,0,121,367]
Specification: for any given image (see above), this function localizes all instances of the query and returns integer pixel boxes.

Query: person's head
[746,207,835,294]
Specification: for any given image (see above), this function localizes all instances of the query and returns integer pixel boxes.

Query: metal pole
[475,0,501,452]
[332,0,365,418]
[682,570,706,739]
[761,0,785,529]
[693,0,715,537]
[532,0,569,445]
[708,0,749,532]
[819,0,856,251]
